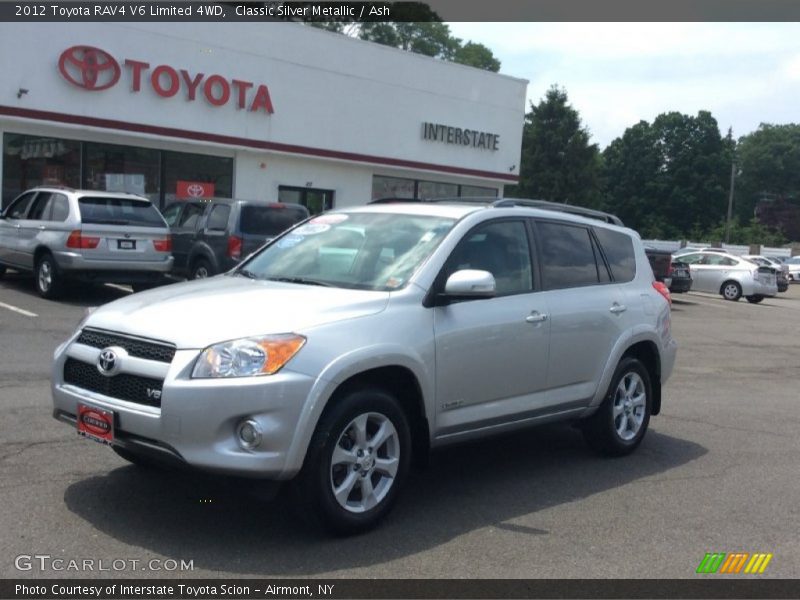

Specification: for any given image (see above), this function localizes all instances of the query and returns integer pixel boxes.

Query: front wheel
[583,357,652,456]
[746,295,764,304]
[190,258,214,280]
[293,387,411,535]
[35,253,64,299]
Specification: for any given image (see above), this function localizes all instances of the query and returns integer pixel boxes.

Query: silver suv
[51,200,677,533]
[0,187,173,298]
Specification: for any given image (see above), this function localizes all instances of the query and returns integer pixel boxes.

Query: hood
[85,276,390,348]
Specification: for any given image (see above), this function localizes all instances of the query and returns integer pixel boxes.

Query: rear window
[594,228,637,283]
[78,197,165,227]
[239,204,309,236]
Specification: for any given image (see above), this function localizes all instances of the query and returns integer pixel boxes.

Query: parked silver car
[676,250,778,302]
[0,187,173,298]
[741,255,789,292]
[52,200,676,533]
[783,256,800,282]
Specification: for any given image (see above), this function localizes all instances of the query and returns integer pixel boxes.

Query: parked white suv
[0,187,173,298]
[52,199,677,533]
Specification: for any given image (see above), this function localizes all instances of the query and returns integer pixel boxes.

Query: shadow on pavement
[64,424,706,575]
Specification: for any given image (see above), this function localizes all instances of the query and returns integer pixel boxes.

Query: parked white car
[676,250,778,303]
[784,256,800,282]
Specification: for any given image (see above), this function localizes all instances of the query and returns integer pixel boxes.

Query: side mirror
[443,269,496,299]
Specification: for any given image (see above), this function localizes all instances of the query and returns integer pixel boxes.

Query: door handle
[609,303,627,314]
[526,311,548,323]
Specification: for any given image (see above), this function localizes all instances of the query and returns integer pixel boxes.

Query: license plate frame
[77,403,115,444]
[117,239,136,250]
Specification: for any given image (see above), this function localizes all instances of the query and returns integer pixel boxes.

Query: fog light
[237,419,262,450]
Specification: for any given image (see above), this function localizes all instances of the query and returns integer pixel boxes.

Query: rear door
[77,196,169,263]
[165,202,204,271]
[533,220,626,402]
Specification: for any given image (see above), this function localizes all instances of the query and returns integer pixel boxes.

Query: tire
[35,253,64,299]
[112,446,161,469]
[582,357,652,457]
[746,295,764,304]
[190,258,214,280]
[721,280,742,301]
[292,387,412,535]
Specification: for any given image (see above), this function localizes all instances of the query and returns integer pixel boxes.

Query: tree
[507,85,602,207]
[735,124,800,240]
[307,3,501,72]
[602,110,731,238]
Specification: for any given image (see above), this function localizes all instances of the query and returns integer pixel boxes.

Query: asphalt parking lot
[1,271,799,580]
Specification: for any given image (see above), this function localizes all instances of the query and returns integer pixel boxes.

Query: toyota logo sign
[187,184,205,198]
[58,45,121,91]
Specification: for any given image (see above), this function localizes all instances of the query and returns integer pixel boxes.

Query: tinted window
[27,192,52,220]
[48,194,69,221]
[446,220,533,295]
[239,204,309,236]
[160,203,183,227]
[178,203,205,229]
[6,192,37,218]
[705,254,737,266]
[537,221,599,290]
[78,197,165,227]
[206,204,231,231]
[594,227,636,283]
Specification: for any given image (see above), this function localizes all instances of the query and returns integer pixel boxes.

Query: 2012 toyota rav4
[52,199,677,534]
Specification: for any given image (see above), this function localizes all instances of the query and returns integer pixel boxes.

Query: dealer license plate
[77,403,115,444]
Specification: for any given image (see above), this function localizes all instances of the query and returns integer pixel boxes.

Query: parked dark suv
[161,199,309,279]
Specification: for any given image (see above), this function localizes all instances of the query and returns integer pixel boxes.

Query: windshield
[238,212,455,291]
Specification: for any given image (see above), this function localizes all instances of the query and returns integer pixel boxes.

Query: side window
[27,193,53,220]
[593,227,636,282]
[537,221,600,290]
[679,253,702,264]
[445,220,533,295]
[5,192,38,219]
[48,194,70,222]
[178,203,205,230]
[160,203,183,227]
[722,257,738,267]
[206,204,231,231]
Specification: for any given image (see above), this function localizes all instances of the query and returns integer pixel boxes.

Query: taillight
[65,230,100,249]
[653,281,672,306]
[153,236,172,252]
[227,235,243,260]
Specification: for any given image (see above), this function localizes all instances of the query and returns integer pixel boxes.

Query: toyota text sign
[58,45,275,114]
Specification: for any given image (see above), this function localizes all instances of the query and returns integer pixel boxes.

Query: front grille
[77,328,176,363]
[63,358,163,408]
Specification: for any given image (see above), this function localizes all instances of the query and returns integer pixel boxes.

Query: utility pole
[725,159,736,244]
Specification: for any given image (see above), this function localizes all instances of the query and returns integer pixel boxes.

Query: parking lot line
[0,301,37,317]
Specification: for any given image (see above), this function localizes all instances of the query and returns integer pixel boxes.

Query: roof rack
[369,196,624,226]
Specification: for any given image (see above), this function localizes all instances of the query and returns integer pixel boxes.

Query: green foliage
[602,110,732,238]
[453,42,501,72]
[704,218,786,246]
[735,123,800,222]
[507,86,602,207]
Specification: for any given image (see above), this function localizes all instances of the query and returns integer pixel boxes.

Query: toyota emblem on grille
[97,347,122,376]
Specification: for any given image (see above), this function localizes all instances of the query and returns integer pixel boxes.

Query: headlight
[192,334,306,378]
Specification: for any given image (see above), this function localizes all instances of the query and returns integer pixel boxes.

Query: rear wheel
[746,295,764,304]
[583,357,652,456]
[721,281,742,301]
[35,253,64,299]
[190,258,213,280]
[293,387,411,535]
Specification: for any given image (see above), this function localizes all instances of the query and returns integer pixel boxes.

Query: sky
[447,23,800,149]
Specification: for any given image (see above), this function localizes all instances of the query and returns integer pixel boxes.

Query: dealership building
[0,22,527,213]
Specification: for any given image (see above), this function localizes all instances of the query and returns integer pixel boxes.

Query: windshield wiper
[235,268,259,280]
[266,277,333,287]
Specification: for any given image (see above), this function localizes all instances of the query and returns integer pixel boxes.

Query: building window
[418,180,458,199]
[460,185,498,197]
[2,134,80,208]
[163,151,233,205]
[372,175,415,200]
[278,186,334,215]
[83,142,160,203]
